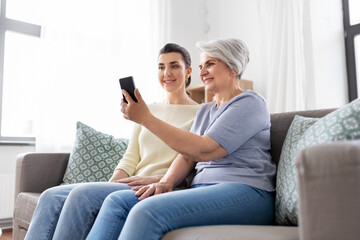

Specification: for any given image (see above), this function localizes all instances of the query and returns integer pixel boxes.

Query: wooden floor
[0,229,12,240]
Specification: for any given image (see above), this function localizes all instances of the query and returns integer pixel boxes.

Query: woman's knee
[105,190,138,207]
[127,196,164,222]
[93,190,136,214]
[65,184,99,206]
[39,185,71,203]
[39,187,57,201]
[67,182,132,202]
[122,196,170,238]
[68,184,90,197]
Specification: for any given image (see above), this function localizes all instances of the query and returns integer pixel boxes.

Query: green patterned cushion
[63,122,129,184]
[276,98,360,225]
[275,115,318,225]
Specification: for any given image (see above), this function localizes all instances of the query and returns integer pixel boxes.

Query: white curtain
[34,0,164,152]
[259,0,312,113]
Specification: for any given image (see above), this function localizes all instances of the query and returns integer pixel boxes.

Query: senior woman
[86,38,276,240]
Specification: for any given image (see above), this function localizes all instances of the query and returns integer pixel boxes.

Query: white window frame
[0,0,41,145]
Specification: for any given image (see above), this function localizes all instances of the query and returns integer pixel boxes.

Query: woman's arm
[115,174,164,185]
[114,124,142,177]
[122,89,227,162]
[109,169,164,185]
[159,154,196,187]
[108,169,129,182]
[109,122,163,185]
[132,154,196,200]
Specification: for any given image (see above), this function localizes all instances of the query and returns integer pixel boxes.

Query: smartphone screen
[119,76,138,103]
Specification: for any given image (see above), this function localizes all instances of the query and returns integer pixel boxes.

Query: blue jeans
[25,182,133,240]
[86,183,275,240]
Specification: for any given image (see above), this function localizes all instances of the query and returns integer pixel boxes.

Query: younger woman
[25,43,200,240]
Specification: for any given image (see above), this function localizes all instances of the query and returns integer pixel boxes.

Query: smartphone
[119,76,138,103]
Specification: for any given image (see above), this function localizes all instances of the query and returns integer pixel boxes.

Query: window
[343,0,360,101]
[0,0,41,145]
[1,0,161,150]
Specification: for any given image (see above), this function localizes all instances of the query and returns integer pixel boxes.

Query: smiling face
[199,53,234,94]
[158,52,191,94]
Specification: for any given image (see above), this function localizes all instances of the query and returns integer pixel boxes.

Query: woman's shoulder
[239,90,264,100]
[231,90,266,106]
[198,101,217,111]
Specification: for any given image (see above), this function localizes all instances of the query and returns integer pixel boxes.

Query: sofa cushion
[13,192,41,230]
[162,225,299,240]
[275,116,318,225]
[62,122,128,184]
[276,98,360,225]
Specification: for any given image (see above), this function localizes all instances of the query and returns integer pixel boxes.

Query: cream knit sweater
[116,104,201,177]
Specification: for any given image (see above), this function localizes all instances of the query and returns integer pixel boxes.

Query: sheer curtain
[259,0,314,113]
[35,0,164,152]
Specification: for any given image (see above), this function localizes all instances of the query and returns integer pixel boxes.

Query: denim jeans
[25,182,133,240]
[86,183,275,240]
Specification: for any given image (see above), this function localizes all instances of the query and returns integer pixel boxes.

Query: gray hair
[196,39,250,79]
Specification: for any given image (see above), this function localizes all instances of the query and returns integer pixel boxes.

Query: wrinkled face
[199,53,234,93]
[158,52,190,93]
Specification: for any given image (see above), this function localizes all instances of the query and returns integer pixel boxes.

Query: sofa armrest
[15,153,70,198]
[295,140,360,240]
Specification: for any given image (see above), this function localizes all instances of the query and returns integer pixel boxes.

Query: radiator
[0,174,15,219]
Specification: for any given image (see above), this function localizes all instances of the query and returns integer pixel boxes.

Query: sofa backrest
[270,108,336,166]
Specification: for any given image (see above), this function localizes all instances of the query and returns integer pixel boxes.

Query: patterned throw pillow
[63,122,129,184]
[275,115,318,225]
[276,98,360,225]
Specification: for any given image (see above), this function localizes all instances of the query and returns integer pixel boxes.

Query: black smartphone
[119,76,137,103]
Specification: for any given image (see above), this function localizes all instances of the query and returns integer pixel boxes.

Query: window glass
[6,0,44,25]
[1,31,41,137]
[2,0,159,142]
[355,35,360,96]
[349,0,360,25]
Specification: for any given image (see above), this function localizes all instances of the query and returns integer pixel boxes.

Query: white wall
[165,0,348,111]
[0,145,35,175]
[164,0,261,87]
[163,0,206,85]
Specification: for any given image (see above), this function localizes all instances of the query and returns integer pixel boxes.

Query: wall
[162,0,206,85]
[163,0,261,87]
[0,145,35,173]
[165,0,348,111]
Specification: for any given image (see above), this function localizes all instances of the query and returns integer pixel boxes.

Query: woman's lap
[116,182,274,239]
[131,182,274,224]
[25,182,133,240]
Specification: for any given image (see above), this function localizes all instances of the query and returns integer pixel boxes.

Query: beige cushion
[14,192,40,229]
[162,225,299,240]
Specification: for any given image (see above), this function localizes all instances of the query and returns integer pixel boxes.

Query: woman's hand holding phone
[119,76,137,103]
[121,88,151,125]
